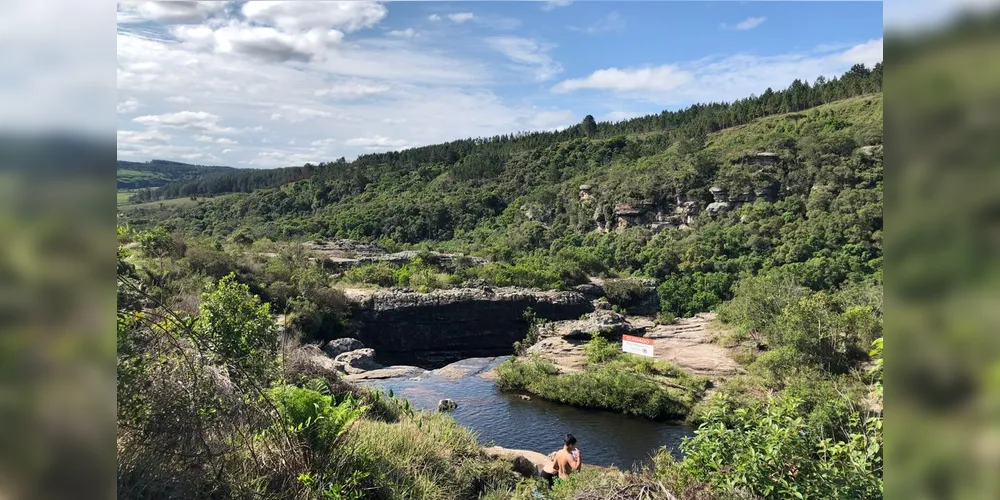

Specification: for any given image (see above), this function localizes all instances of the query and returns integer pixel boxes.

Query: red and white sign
[622,334,655,358]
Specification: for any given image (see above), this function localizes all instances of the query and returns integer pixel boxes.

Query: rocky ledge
[347,287,593,368]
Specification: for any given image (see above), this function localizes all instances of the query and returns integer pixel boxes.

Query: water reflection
[358,357,695,469]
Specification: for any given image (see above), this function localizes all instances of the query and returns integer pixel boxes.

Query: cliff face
[347,287,594,368]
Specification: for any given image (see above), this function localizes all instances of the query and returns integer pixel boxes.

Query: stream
[356,357,696,470]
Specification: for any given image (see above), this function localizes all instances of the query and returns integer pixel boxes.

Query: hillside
[116,159,236,190]
[124,91,881,317]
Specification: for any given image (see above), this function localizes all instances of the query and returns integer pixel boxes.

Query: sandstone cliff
[346,287,594,368]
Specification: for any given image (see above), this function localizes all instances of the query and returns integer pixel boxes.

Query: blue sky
[117,1,883,168]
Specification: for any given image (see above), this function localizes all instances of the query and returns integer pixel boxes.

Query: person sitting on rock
[539,434,581,488]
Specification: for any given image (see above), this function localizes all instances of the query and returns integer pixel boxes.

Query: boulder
[482,446,552,478]
[437,399,458,412]
[334,348,382,375]
[573,283,605,299]
[288,344,343,377]
[539,309,640,340]
[322,338,365,358]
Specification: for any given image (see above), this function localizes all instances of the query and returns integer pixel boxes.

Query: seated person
[539,434,581,489]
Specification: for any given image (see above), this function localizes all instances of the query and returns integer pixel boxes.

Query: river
[356,357,696,470]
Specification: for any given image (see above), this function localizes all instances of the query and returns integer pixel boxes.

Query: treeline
[149,161,328,200]
[117,159,235,189]
[146,63,881,200]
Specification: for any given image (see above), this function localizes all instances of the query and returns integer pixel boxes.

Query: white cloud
[117,1,228,25]
[524,110,576,131]
[832,38,883,68]
[344,135,412,148]
[382,118,407,124]
[117,97,141,114]
[315,81,391,99]
[241,1,387,33]
[732,17,767,31]
[118,129,171,144]
[166,95,192,104]
[604,111,640,122]
[133,110,236,133]
[542,0,573,11]
[310,138,337,147]
[172,23,345,63]
[195,134,239,145]
[428,14,441,21]
[389,28,417,38]
[568,11,625,35]
[551,38,884,105]
[448,13,475,24]
[553,65,694,93]
[487,36,563,81]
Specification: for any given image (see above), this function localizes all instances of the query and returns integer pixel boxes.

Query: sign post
[621,334,655,358]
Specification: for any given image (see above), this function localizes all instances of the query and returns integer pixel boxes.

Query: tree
[581,114,598,137]
[196,273,279,383]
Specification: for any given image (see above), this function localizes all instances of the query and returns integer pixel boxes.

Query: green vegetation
[496,334,707,421]
[117,159,236,190]
[117,241,522,500]
[117,65,883,498]
[122,68,882,324]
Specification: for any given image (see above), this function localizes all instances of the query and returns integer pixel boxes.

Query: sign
[622,334,655,358]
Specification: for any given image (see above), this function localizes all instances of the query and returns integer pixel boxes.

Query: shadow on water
[357,357,695,470]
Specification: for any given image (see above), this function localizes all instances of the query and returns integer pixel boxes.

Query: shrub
[583,332,621,364]
[671,393,882,499]
[267,383,367,454]
[603,278,648,310]
[495,357,695,421]
[341,262,398,287]
[196,273,279,384]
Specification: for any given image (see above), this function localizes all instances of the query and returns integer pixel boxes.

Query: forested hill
[126,78,882,317]
[116,159,236,189]
[141,63,881,202]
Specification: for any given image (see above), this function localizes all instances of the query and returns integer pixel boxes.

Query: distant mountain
[117,159,237,189]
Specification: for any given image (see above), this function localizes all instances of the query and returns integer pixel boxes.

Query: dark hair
[564,433,577,446]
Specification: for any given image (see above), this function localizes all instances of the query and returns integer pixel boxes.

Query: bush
[670,393,882,499]
[341,262,398,287]
[495,357,696,421]
[196,273,279,384]
[603,278,648,310]
[267,383,366,454]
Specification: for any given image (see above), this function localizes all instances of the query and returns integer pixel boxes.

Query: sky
[116,1,884,168]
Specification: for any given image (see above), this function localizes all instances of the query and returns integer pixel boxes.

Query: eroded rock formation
[346,287,594,368]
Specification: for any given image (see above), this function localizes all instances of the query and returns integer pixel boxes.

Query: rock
[322,337,365,357]
[288,344,343,377]
[517,394,531,401]
[483,446,552,478]
[539,309,640,340]
[437,399,458,412]
[349,287,593,367]
[706,201,731,215]
[334,348,382,375]
[344,365,425,381]
[573,282,605,299]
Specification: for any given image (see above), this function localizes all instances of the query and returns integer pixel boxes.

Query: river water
[356,357,695,470]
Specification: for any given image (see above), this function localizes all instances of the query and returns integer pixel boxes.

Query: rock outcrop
[348,287,594,368]
[334,348,382,375]
[305,240,487,272]
[322,337,365,357]
[538,309,642,340]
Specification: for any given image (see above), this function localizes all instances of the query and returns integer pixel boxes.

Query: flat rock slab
[645,312,743,379]
[344,365,426,381]
[526,312,742,383]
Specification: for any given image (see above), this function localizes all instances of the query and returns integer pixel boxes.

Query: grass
[495,335,708,421]
[334,412,520,500]
[117,190,136,205]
